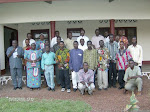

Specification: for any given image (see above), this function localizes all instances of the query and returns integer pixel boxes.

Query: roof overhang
[0,0,54,4]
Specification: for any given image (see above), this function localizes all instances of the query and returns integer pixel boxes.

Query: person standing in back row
[77,29,89,48]
[91,29,105,49]
[105,34,118,88]
[128,37,143,70]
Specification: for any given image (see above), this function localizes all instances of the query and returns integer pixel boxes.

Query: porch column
[110,19,115,35]
[50,21,55,39]
[0,25,5,74]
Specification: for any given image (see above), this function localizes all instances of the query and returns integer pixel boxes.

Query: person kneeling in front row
[124,59,143,96]
[78,62,95,95]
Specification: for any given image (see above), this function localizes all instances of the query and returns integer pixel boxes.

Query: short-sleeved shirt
[77,36,89,47]
[91,35,105,49]
[55,48,70,70]
[116,49,132,70]
[65,38,74,50]
[97,47,110,71]
[105,41,118,62]
[83,49,98,70]
[78,69,94,83]
[6,46,24,69]
[124,66,142,82]
[53,43,60,53]
[41,52,56,70]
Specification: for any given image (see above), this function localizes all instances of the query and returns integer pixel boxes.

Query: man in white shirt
[104,31,110,43]
[23,33,35,48]
[77,29,89,47]
[51,31,63,48]
[78,39,88,51]
[91,29,105,49]
[128,37,143,69]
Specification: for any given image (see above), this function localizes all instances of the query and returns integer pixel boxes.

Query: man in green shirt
[83,41,97,70]
[124,59,142,96]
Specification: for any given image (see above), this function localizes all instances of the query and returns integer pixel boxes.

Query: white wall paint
[18,23,51,47]
[0,25,5,70]
[0,0,150,24]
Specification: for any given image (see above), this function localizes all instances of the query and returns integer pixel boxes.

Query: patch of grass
[0,98,91,112]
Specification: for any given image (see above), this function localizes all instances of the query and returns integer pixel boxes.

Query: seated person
[78,62,95,95]
[124,59,143,96]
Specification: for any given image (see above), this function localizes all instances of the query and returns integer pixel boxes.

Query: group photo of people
[6,28,143,96]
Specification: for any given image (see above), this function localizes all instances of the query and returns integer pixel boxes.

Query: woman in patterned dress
[24,43,42,90]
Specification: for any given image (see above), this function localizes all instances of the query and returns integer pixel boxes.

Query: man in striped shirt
[116,41,132,89]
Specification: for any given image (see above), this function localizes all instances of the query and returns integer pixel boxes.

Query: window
[31,29,49,41]
[67,28,82,40]
[99,27,137,45]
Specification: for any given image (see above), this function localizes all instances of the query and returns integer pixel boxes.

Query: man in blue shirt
[69,41,83,92]
[6,40,24,90]
[41,45,56,91]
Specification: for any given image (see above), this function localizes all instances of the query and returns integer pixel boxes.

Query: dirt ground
[0,76,150,112]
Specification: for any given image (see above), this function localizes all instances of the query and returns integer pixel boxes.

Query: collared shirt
[91,35,105,49]
[51,37,63,48]
[78,69,94,83]
[124,66,142,82]
[65,38,74,50]
[42,47,54,54]
[119,36,128,48]
[36,40,45,50]
[105,41,118,62]
[83,49,98,70]
[97,47,110,71]
[69,49,83,72]
[41,52,56,70]
[53,43,60,53]
[104,36,110,43]
[116,49,132,70]
[77,36,89,47]
[6,46,24,69]
[128,44,143,66]
[55,48,70,70]
[78,44,88,51]
[23,39,35,48]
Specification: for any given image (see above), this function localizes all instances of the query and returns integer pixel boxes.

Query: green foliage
[124,92,140,112]
[0,98,91,112]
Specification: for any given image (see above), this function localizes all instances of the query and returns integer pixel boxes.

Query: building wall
[0,0,150,24]
[18,23,51,47]
[15,20,150,61]
[0,25,5,70]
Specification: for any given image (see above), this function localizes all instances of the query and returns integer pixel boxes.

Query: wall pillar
[0,25,5,75]
[110,19,115,35]
[50,21,55,39]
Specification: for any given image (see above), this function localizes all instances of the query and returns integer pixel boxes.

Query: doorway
[4,26,18,71]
